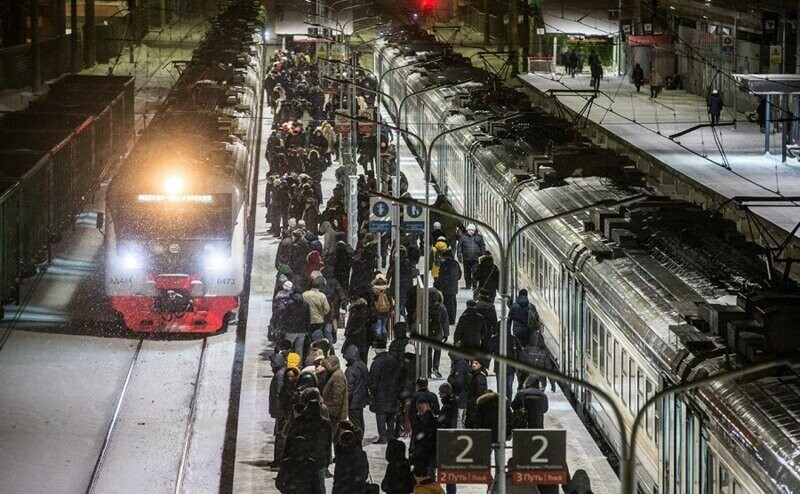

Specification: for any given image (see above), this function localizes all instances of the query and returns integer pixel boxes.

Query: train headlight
[122,253,141,269]
[163,175,184,195]
[204,244,228,270]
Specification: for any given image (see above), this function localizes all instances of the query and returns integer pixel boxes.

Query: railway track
[85,337,209,494]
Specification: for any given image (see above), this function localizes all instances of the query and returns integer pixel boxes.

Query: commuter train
[104,1,265,333]
[377,30,800,494]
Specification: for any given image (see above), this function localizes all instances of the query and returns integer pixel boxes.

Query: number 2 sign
[511,429,568,485]
[437,430,493,484]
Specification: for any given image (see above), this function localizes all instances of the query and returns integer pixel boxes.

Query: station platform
[231,98,620,492]
[517,71,800,276]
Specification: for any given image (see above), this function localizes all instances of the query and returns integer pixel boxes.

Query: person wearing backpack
[518,330,557,393]
[371,273,393,339]
[434,249,461,326]
[427,288,449,379]
[429,237,448,284]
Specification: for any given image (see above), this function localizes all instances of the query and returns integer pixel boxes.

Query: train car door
[465,154,475,214]
[561,268,585,400]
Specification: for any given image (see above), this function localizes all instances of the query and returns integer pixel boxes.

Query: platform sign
[357,108,375,134]
[511,429,568,485]
[403,203,425,233]
[437,430,492,484]
[369,197,392,233]
[770,45,782,65]
[334,110,351,133]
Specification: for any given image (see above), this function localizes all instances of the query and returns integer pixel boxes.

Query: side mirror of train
[96,212,105,231]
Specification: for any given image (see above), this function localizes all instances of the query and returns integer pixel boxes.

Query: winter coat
[489,330,522,374]
[454,306,486,349]
[474,299,498,338]
[301,205,319,233]
[275,443,316,494]
[388,334,410,360]
[512,386,549,429]
[708,93,723,115]
[475,391,512,442]
[344,344,369,410]
[429,242,447,278]
[368,351,401,414]
[303,285,330,325]
[276,234,293,270]
[457,232,485,262]
[382,439,416,494]
[322,355,349,429]
[409,409,437,469]
[321,121,336,153]
[332,442,369,494]
[399,352,417,403]
[434,258,461,295]
[446,353,470,409]
[276,290,309,335]
[409,389,441,425]
[306,232,323,255]
[632,65,644,84]
[345,298,370,353]
[508,293,530,331]
[288,236,311,285]
[284,399,332,469]
[269,352,286,418]
[321,266,347,315]
[334,239,354,289]
[438,394,459,429]
[319,221,337,258]
[474,254,499,295]
[650,70,663,87]
[465,367,489,428]
[349,250,377,299]
[305,250,325,284]
[414,479,445,494]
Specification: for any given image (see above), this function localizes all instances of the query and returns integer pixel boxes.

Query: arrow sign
[369,197,392,233]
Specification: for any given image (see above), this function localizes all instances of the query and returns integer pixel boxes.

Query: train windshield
[114,193,234,240]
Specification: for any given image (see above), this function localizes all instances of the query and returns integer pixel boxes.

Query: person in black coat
[437,382,459,429]
[343,343,369,433]
[388,322,410,359]
[333,237,353,292]
[508,289,535,347]
[456,224,485,289]
[475,391,512,443]
[409,397,438,476]
[473,252,499,300]
[283,399,331,494]
[632,63,644,93]
[349,247,377,301]
[382,439,415,494]
[512,375,550,429]
[406,378,441,433]
[344,298,370,363]
[446,352,470,427]
[434,249,461,325]
[332,426,369,494]
[275,434,316,494]
[474,288,498,344]
[387,246,414,317]
[708,89,723,125]
[274,282,310,355]
[454,299,487,350]
[368,339,401,444]
[289,230,311,290]
[490,326,523,400]
[465,359,489,428]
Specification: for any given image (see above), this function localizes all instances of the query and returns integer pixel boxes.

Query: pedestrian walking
[409,397,438,480]
[456,224,485,290]
[708,89,723,125]
[382,439,416,494]
[453,299,487,350]
[473,252,499,300]
[649,69,663,98]
[320,355,348,435]
[446,352,470,427]
[343,343,369,433]
[632,63,644,93]
[369,338,401,444]
[434,249,461,325]
[464,359,489,428]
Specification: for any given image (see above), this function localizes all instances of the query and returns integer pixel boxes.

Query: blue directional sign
[369,197,392,233]
[403,203,425,233]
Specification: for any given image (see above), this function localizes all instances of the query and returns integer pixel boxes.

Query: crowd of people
[263,47,589,494]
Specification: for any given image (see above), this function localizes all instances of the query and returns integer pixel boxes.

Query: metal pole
[733,11,738,129]
[765,94,771,154]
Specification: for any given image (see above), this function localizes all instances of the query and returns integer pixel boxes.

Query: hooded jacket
[512,382,549,429]
[332,437,369,494]
[476,391,512,442]
[284,399,331,469]
[409,408,437,469]
[343,344,369,410]
[446,353,470,409]
[344,298,370,352]
[275,290,309,335]
[454,304,487,349]
[304,250,325,283]
[369,350,401,414]
[319,221,337,257]
[302,277,330,325]
[508,292,531,335]
[465,365,489,428]
[434,256,461,296]
[429,241,447,278]
[268,352,286,418]
[382,439,415,494]
[474,253,499,294]
[322,355,348,429]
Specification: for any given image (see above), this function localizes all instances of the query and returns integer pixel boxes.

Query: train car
[376,33,800,494]
[103,0,265,333]
[0,75,133,308]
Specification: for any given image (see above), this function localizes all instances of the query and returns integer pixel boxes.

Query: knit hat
[434,241,447,251]
[466,224,476,231]
[283,280,293,291]
[433,221,442,229]
[286,352,301,370]
[278,264,293,275]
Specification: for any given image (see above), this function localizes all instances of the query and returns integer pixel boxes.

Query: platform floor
[518,71,800,242]
[231,97,621,492]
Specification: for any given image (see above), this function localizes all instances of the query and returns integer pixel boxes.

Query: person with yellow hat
[429,237,448,283]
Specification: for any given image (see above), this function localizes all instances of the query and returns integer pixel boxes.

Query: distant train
[377,30,800,494]
[103,1,265,333]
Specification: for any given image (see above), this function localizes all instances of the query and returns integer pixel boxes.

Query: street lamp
[371,190,646,492]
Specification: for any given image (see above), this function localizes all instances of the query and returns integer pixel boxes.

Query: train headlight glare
[204,243,228,270]
[163,175,184,194]
[122,253,140,269]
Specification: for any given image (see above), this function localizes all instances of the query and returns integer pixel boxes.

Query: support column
[83,0,96,67]
[71,0,79,72]
[765,94,771,154]
[31,0,41,92]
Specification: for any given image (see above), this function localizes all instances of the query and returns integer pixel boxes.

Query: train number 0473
[216,278,236,285]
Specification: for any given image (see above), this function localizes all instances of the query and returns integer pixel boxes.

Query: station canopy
[733,74,800,95]
[543,9,618,36]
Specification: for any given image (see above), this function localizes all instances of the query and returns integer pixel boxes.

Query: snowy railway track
[85,337,209,494]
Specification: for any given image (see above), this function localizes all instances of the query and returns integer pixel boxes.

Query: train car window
[590,314,598,365]
[719,464,730,494]
[613,340,621,395]
[637,369,645,425]
[606,332,613,385]
[732,479,741,494]
[598,323,606,375]
[620,348,628,404]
